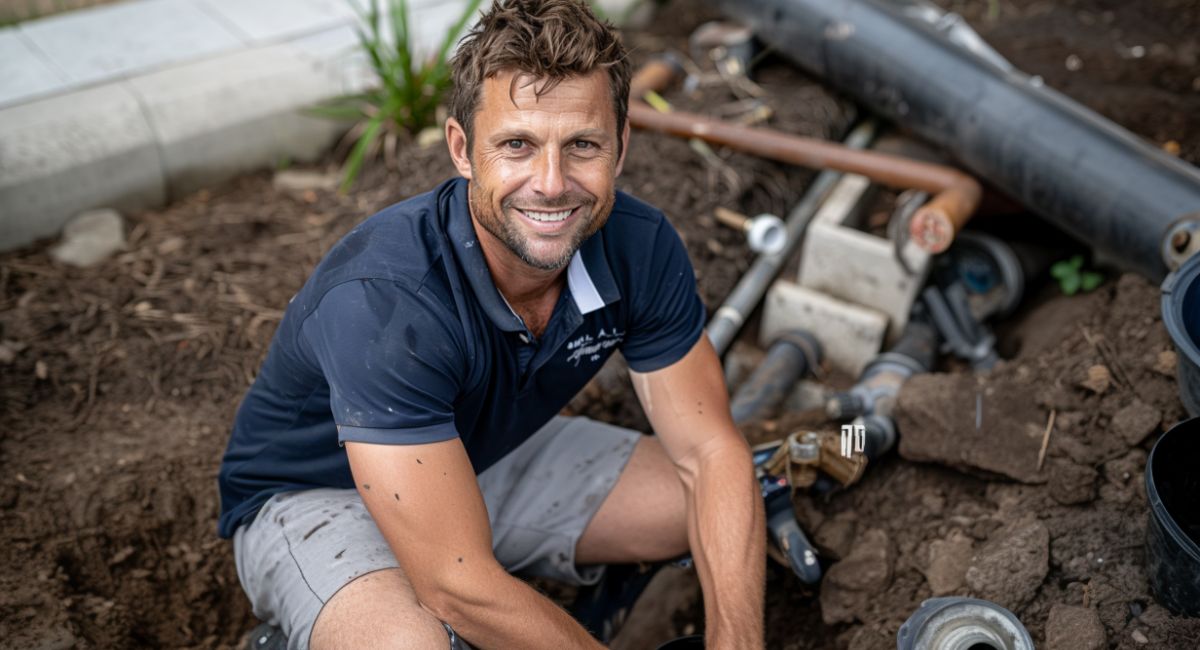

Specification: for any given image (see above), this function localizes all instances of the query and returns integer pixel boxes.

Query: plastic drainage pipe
[709,0,1200,280]
[729,329,822,425]
[628,59,981,253]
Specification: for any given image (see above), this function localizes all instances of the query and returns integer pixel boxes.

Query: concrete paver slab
[126,44,346,198]
[19,0,244,86]
[287,23,374,95]
[0,83,165,250]
[198,0,355,44]
[0,28,70,108]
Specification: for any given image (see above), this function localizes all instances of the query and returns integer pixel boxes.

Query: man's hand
[630,336,767,649]
[345,437,602,649]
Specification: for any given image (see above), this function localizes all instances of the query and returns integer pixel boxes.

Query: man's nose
[530,148,567,199]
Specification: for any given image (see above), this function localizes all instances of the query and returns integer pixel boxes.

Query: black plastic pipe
[729,330,822,425]
[710,0,1200,281]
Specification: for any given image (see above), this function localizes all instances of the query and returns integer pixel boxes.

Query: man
[218,0,765,647]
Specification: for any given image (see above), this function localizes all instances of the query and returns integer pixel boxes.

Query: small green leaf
[1081,272,1104,292]
[1060,273,1082,295]
[1050,261,1073,279]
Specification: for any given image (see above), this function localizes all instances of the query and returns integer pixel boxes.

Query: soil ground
[1,0,1198,648]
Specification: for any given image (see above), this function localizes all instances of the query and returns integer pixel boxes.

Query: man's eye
[505,139,525,150]
[574,140,594,150]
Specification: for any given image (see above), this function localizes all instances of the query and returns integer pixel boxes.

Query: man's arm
[630,335,766,649]
[345,437,602,649]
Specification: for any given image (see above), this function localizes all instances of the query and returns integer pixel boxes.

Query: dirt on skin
[1,0,1199,649]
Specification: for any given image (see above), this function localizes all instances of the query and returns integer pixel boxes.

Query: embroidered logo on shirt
[565,328,624,366]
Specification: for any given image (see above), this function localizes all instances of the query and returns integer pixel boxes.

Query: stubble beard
[468,181,614,272]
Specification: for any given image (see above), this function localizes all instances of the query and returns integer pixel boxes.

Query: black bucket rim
[1145,418,1200,565]
[1160,254,1200,369]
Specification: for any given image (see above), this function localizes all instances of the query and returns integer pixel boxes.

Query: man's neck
[472,219,565,337]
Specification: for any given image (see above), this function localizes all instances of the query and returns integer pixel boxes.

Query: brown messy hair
[449,0,631,155]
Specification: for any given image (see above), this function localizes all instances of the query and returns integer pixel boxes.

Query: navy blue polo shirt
[217,177,706,538]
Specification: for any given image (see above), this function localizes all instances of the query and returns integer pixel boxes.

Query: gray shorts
[232,416,641,649]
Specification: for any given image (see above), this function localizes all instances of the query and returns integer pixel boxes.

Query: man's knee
[310,569,449,650]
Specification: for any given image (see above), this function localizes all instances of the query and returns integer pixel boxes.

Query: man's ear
[445,117,473,180]
[614,119,631,177]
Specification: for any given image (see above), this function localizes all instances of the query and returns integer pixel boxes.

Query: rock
[846,624,892,650]
[922,532,973,596]
[1048,459,1098,505]
[1153,349,1177,377]
[1045,604,1106,650]
[1110,399,1160,446]
[416,126,445,149]
[814,511,858,560]
[272,169,338,195]
[49,209,125,268]
[896,374,1047,483]
[964,517,1049,610]
[1080,364,1111,394]
[1131,629,1149,644]
[820,528,893,624]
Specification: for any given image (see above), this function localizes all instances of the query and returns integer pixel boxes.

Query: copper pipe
[628,59,981,253]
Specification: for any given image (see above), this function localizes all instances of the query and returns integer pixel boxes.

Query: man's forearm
[430,565,602,649]
[684,439,766,648]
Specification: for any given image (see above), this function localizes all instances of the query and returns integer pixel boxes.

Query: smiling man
[217,1,764,648]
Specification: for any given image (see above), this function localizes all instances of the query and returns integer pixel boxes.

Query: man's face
[448,69,628,272]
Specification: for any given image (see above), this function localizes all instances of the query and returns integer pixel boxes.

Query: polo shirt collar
[442,178,621,332]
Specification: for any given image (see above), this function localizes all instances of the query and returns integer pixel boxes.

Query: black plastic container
[1145,417,1200,617]
[1162,253,1200,417]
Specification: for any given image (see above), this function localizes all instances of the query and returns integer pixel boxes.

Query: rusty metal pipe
[629,59,981,253]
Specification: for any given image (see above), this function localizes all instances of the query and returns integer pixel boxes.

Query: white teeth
[521,208,573,222]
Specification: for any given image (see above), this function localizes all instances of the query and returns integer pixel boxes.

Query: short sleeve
[620,216,706,372]
[301,279,464,445]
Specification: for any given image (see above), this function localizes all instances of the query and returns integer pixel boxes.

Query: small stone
[49,209,125,267]
[820,528,893,624]
[0,342,16,365]
[922,532,973,595]
[272,169,338,195]
[1131,629,1149,644]
[1045,604,1106,650]
[1111,399,1160,445]
[814,511,858,560]
[1065,54,1083,70]
[416,126,444,149]
[1081,365,1111,394]
[965,517,1049,610]
[35,360,48,380]
[1153,349,1177,377]
[1049,459,1097,505]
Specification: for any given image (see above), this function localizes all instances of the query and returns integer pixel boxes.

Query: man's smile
[518,207,577,223]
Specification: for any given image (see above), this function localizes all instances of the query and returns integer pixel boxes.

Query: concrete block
[798,173,930,340]
[126,44,348,198]
[761,280,887,377]
[19,0,243,86]
[0,28,70,108]
[0,83,164,252]
[287,23,375,95]
[198,0,355,44]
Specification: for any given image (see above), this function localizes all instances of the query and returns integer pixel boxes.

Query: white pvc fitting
[745,214,788,255]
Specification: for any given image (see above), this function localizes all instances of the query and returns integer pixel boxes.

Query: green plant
[1050,254,1103,295]
[312,0,481,192]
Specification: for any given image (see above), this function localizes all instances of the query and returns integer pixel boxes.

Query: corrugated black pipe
[709,0,1200,281]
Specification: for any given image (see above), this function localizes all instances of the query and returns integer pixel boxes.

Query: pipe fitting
[714,207,788,254]
[897,597,1033,650]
